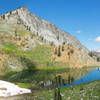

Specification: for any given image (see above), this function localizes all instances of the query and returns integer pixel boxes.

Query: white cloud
[95,36,100,42]
[96,49,100,52]
[75,30,81,33]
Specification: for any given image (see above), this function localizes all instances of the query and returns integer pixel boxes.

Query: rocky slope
[0,6,88,52]
[53,45,100,68]
[0,6,99,73]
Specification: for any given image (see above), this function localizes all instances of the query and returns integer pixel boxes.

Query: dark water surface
[1,67,100,100]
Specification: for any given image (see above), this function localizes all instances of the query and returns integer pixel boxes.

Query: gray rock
[0,7,88,53]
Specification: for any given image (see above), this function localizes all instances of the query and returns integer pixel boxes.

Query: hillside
[0,7,99,85]
[53,45,100,68]
[0,7,88,50]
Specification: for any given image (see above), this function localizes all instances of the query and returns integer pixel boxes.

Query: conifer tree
[62,45,64,51]
[54,47,57,55]
[68,74,71,84]
[58,46,61,56]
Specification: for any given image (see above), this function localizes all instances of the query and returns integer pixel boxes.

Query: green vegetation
[1,66,91,87]
[58,46,61,57]
[62,45,64,51]
[2,42,18,53]
[0,20,100,100]
[31,80,100,100]
[0,39,93,85]
[2,68,69,83]
[15,83,32,88]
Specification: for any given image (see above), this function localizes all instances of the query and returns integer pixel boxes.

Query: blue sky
[0,0,100,51]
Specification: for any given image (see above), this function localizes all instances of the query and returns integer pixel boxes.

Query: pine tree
[97,57,100,62]
[54,88,57,100]
[54,76,63,100]
[62,79,66,85]
[62,45,64,51]
[68,52,70,59]
[58,46,61,57]
[2,15,5,20]
[58,75,62,86]
[70,49,74,54]
[71,77,74,84]
[15,29,17,37]
[54,47,57,55]
[50,42,54,46]
[10,11,12,15]
[68,74,71,84]
[57,88,62,100]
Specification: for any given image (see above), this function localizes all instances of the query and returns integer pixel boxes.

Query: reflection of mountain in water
[62,67,100,87]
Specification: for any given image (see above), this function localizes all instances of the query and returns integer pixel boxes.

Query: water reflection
[62,67,100,87]
[1,67,100,100]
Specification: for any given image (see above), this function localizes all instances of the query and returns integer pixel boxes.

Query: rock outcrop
[0,6,99,69]
[0,7,88,53]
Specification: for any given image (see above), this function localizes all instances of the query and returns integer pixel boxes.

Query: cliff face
[0,7,88,52]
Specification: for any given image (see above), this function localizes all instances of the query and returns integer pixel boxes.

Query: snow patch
[0,80,31,97]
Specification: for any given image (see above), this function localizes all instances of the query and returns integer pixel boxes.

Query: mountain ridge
[0,6,88,53]
[0,6,99,71]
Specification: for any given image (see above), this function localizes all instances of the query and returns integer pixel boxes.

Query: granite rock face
[0,7,88,52]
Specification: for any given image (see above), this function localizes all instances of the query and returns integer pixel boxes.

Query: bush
[62,45,64,51]
[10,11,12,15]
[70,49,74,54]
[88,52,93,57]
[50,42,54,46]
[97,57,100,62]
[54,47,57,55]
[2,15,5,20]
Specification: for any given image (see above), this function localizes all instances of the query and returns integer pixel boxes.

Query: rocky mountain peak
[0,6,88,52]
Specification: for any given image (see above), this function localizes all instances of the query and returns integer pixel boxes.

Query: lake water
[1,67,100,100]
[61,67,100,87]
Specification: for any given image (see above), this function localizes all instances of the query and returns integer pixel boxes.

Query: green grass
[0,20,100,100]
[31,80,100,100]
[15,83,32,88]
[60,80,100,100]
[1,42,93,84]
[1,43,71,83]
[2,42,69,68]
[0,37,94,88]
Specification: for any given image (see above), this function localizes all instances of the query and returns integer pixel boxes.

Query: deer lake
[61,67,100,87]
[0,67,100,100]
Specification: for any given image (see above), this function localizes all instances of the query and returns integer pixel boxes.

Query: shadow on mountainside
[1,57,39,83]
[20,56,37,71]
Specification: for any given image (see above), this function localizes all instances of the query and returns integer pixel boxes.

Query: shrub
[50,42,54,46]
[97,57,100,62]
[88,52,94,57]
[2,15,5,20]
[62,42,65,45]
[62,45,64,51]
[54,47,57,55]
[10,11,12,15]
[70,49,74,54]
